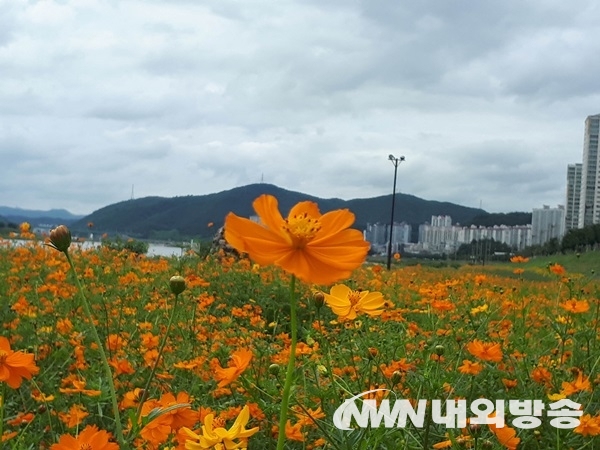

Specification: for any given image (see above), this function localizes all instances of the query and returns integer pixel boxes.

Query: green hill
[71,184,487,240]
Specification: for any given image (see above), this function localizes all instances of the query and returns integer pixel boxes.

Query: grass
[0,237,599,449]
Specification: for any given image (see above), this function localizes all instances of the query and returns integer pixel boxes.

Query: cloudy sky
[2,0,599,216]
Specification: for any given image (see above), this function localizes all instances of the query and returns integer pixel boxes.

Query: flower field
[1,213,600,449]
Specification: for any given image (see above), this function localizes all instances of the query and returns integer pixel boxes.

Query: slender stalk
[134,291,181,430]
[276,275,297,450]
[0,383,5,443]
[64,252,125,446]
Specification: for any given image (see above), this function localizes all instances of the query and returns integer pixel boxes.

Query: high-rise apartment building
[578,114,600,227]
[532,205,565,246]
[565,163,582,230]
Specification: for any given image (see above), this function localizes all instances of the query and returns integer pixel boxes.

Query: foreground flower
[50,425,119,450]
[46,225,72,253]
[182,405,259,449]
[224,195,369,284]
[322,284,385,321]
[0,336,39,389]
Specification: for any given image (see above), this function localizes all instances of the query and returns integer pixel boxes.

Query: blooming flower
[560,299,590,314]
[322,284,385,321]
[50,425,119,450]
[574,414,600,436]
[213,349,253,388]
[224,195,369,285]
[182,405,259,449]
[0,336,39,389]
[466,339,503,363]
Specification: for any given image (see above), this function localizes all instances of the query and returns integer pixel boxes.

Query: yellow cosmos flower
[322,284,385,321]
[224,195,369,285]
[183,405,258,450]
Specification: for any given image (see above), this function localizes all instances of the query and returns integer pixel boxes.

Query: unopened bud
[313,292,325,309]
[47,225,72,253]
[268,364,280,375]
[169,275,186,295]
[391,370,402,385]
[435,345,445,356]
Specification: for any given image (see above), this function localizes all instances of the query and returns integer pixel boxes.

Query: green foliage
[465,212,532,227]
[454,238,513,262]
[101,236,149,254]
[561,224,600,252]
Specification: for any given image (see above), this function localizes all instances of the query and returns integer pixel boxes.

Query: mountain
[0,207,84,228]
[70,183,487,240]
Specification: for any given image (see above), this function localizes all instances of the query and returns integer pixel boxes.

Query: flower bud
[435,345,445,356]
[268,363,280,375]
[391,370,402,385]
[169,275,186,295]
[313,291,325,309]
[47,225,72,252]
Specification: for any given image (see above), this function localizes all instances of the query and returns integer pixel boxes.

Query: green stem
[65,252,125,447]
[133,291,180,433]
[276,275,297,450]
[0,383,5,442]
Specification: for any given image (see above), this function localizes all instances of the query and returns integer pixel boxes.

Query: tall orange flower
[466,339,503,363]
[0,336,39,389]
[224,195,369,285]
[51,425,119,450]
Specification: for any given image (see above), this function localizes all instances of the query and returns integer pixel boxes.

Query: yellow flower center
[347,291,362,306]
[283,213,321,246]
[79,445,93,450]
[0,350,7,365]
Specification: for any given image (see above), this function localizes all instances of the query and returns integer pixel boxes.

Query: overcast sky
[2,0,599,216]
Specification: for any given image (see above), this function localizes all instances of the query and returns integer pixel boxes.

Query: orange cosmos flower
[50,425,119,450]
[560,299,590,314]
[466,339,503,363]
[574,414,600,436]
[224,195,369,285]
[0,336,39,389]
[458,359,484,375]
[549,263,566,276]
[214,348,253,388]
[489,418,520,450]
[322,284,385,321]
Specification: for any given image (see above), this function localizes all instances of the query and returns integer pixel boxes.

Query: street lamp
[387,154,405,270]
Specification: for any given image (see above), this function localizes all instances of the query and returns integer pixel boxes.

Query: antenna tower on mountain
[131,184,135,200]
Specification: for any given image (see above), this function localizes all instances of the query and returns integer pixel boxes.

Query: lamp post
[387,154,405,270]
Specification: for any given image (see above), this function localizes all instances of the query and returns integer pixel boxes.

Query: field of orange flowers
[1,206,600,449]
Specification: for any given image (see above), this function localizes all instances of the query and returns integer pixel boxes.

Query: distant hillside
[465,212,532,227]
[71,184,487,240]
[0,206,83,227]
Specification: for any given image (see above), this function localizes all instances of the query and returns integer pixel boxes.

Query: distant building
[364,222,411,254]
[578,114,600,227]
[415,215,531,254]
[532,205,565,246]
[565,163,582,230]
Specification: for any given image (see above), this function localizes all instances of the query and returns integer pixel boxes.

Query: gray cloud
[0,0,596,216]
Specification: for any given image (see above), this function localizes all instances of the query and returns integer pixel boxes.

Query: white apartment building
[532,205,566,246]
[565,163,582,230]
[578,114,600,227]
[417,216,532,253]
